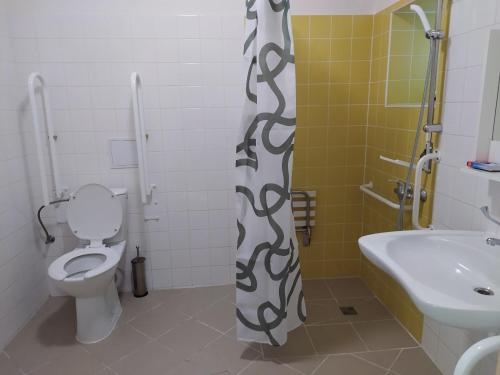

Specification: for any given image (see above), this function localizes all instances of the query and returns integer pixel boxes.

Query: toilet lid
[67,184,123,241]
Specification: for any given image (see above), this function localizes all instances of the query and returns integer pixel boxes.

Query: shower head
[410,4,432,33]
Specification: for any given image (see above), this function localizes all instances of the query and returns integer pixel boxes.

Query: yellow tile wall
[292,15,373,280]
[292,0,449,342]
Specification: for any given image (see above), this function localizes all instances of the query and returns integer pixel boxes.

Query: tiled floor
[0,278,442,375]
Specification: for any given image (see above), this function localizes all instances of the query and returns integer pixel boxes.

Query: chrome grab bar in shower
[360,182,412,211]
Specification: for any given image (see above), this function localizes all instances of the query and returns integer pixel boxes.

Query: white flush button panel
[109,139,139,169]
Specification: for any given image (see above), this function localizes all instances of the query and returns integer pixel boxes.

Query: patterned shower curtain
[235,0,306,346]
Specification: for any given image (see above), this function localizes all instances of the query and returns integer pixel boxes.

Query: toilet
[48,184,128,344]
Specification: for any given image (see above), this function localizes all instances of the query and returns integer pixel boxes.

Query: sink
[359,230,500,331]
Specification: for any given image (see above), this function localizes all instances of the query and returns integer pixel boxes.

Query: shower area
[291,0,448,343]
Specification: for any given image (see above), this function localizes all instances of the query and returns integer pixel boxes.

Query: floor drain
[339,306,358,315]
[474,287,495,296]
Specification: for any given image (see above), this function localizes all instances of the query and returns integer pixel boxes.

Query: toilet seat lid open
[67,184,123,242]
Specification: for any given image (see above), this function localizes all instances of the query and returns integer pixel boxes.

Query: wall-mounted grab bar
[360,182,412,211]
[28,72,63,206]
[412,151,440,229]
[380,155,413,169]
[131,72,154,204]
[454,335,500,375]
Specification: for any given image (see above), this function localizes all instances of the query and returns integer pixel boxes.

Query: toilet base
[75,280,122,344]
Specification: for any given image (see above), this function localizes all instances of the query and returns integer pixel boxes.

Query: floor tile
[30,346,105,375]
[276,355,327,375]
[302,279,334,300]
[5,298,80,373]
[2,279,441,375]
[326,278,373,299]
[154,286,232,317]
[111,341,183,375]
[83,324,150,365]
[157,318,221,357]
[391,348,441,375]
[240,358,303,374]
[307,324,367,354]
[165,359,226,375]
[354,349,400,369]
[95,368,118,375]
[0,352,23,375]
[196,299,235,333]
[223,327,262,353]
[314,354,387,375]
[262,326,315,358]
[353,320,417,350]
[129,303,189,338]
[118,292,162,324]
[337,298,392,322]
[188,335,261,374]
[305,299,347,325]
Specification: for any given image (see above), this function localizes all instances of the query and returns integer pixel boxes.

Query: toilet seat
[48,247,121,282]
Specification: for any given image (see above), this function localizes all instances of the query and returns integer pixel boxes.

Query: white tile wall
[2,0,245,297]
[0,0,49,350]
[426,0,500,373]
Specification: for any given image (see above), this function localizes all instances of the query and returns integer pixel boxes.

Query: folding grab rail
[131,72,154,204]
[28,72,63,206]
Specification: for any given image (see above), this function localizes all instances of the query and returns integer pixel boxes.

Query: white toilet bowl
[48,184,128,344]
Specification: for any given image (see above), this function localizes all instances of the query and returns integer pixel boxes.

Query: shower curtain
[235,0,306,346]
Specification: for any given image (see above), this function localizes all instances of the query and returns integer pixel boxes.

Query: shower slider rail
[291,190,316,247]
[360,182,412,211]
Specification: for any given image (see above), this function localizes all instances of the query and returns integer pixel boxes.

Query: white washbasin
[359,230,500,331]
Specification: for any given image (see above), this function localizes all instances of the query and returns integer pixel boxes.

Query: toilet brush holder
[131,246,148,297]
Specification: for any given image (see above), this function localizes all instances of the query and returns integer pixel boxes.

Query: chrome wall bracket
[423,123,443,133]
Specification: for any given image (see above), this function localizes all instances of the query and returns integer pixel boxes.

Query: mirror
[477,30,500,161]
[492,74,500,141]
[385,0,437,107]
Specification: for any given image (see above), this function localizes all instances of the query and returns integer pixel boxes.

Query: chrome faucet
[480,206,500,226]
[480,207,500,246]
[486,237,500,247]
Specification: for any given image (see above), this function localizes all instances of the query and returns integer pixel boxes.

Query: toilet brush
[131,245,148,297]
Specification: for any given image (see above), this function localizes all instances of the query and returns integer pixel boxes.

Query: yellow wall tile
[331,39,352,61]
[310,39,331,60]
[310,16,332,38]
[353,15,373,38]
[331,16,354,38]
[292,16,310,39]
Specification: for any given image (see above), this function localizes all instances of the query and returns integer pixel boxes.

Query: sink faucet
[480,206,500,225]
[486,237,500,246]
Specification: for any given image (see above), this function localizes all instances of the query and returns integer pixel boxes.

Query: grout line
[349,321,370,352]
[387,348,404,373]
[351,352,395,372]
[303,325,319,356]
[310,354,330,375]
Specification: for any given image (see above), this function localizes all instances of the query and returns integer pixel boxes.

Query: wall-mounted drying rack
[360,182,412,211]
[131,72,155,204]
[28,72,65,206]
[291,190,316,247]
